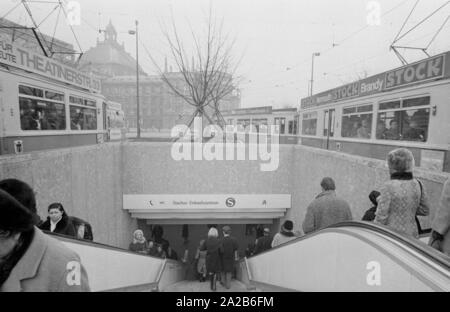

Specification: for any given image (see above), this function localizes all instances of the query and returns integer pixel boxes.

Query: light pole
[129,20,140,139]
[310,52,320,97]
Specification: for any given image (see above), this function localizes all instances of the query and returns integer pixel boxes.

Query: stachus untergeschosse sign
[0,35,101,93]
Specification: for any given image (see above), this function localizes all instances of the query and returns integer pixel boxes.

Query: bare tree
[151,9,240,140]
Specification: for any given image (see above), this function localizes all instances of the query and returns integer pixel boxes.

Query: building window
[341,104,373,139]
[376,96,430,142]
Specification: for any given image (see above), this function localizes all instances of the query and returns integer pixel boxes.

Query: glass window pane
[341,114,372,139]
[403,96,430,108]
[302,117,317,135]
[379,101,400,110]
[400,108,429,142]
[70,96,84,105]
[19,97,65,130]
[45,91,64,102]
[85,99,97,107]
[70,106,97,130]
[343,107,356,115]
[357,105,373,113]
[19,85,43,98]
[376,112,400,140]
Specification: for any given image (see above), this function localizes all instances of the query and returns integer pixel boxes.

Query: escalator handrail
[247,221,449,271]
[329,221,450,270]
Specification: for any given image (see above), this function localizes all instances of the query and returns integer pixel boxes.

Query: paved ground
[163,279,258,292]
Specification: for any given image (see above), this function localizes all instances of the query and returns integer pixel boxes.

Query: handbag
[415,179,431,235]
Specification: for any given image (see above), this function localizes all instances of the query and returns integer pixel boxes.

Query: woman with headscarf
[271,220,296,248]
[374,148,430,238]
[129,229,148,254]
[38,203,76,238]
[362,190,381,221]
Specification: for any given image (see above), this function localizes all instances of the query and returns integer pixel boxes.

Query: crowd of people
[0,147,449,292]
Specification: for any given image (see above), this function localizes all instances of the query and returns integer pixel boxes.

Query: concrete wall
[1,141,448,250]
[0,142,136,248]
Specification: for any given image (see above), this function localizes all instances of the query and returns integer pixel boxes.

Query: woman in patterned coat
[375,148,430,238]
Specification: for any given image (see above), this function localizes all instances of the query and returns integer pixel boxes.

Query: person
[253,227,272,255]
[128,229,148,254]
[0,179,42,226]
[147,240,157,256]
[195,239,207,282]
[385,119,400,140]
[272,220,297,247]
[245,242,255,257]
[403,119,426,142]
[166,246,178,260]
[0,189,90,291]
[154,244,167,259]
[429,179,450,256]
[200,227,221,291]
[357,119,371,139]
[302,177,353,234]
[362,191,381,222]
[374,148,430,238]
[70,216,93,241]
[220,225,238,289]
[376,121,388,140]
[39,203,76,238]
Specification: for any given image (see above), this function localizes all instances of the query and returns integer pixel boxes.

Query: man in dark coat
[0,188,90,291]
[39,203,76,238]
[220,225,238,289]
[253,227,272,255]
[303,177,353,234]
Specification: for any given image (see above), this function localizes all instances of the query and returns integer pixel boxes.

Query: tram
[222,106,299,144]
[0,34,120,155]
[104,100,126,141]
[299,51,450,172]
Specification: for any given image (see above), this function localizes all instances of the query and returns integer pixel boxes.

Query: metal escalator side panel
[246,228,449,292]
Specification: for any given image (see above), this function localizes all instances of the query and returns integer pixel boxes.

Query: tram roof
[300,50,450,110]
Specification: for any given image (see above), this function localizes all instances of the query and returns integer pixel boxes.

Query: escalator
[238,221,450,292]
[52,234,185,292]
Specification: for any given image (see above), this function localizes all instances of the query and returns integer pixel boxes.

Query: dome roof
[79,20,146,76]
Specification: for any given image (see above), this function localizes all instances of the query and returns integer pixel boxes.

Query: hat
[281,220,293,232]
[369,190,381,205]
[222,225,231,234]
[263,227,270,234]
[0,189,35,232]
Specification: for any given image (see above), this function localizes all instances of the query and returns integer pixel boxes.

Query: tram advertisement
[0,34,101,92]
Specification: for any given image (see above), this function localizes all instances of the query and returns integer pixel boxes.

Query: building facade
[79,21,240,130]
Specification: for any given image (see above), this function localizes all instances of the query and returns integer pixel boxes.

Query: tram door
[323,109,335,150]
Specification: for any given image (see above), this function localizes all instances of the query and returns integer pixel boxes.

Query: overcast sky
[3,0,450,108]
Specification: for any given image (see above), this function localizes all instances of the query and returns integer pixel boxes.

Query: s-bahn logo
[225,197,236,207]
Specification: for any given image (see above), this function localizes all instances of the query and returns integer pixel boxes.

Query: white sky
[3,0,450,108]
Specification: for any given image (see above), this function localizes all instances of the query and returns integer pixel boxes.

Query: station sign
[123,194,291,210]
[0,34,101,93]
[301,51,450,109]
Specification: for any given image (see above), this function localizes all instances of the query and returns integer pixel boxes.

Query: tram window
[69,96,84,105]
[341,115,372,139]
[302,112,317,135]
[70,106,97,130]
[85,99,96,107]
[379,100,400,110]
[376,108,429,142]
[19,97,66,130]
[403,96,430,108]
[45,91,64,102]
[19,85,43,98]
[341,104,373,139]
